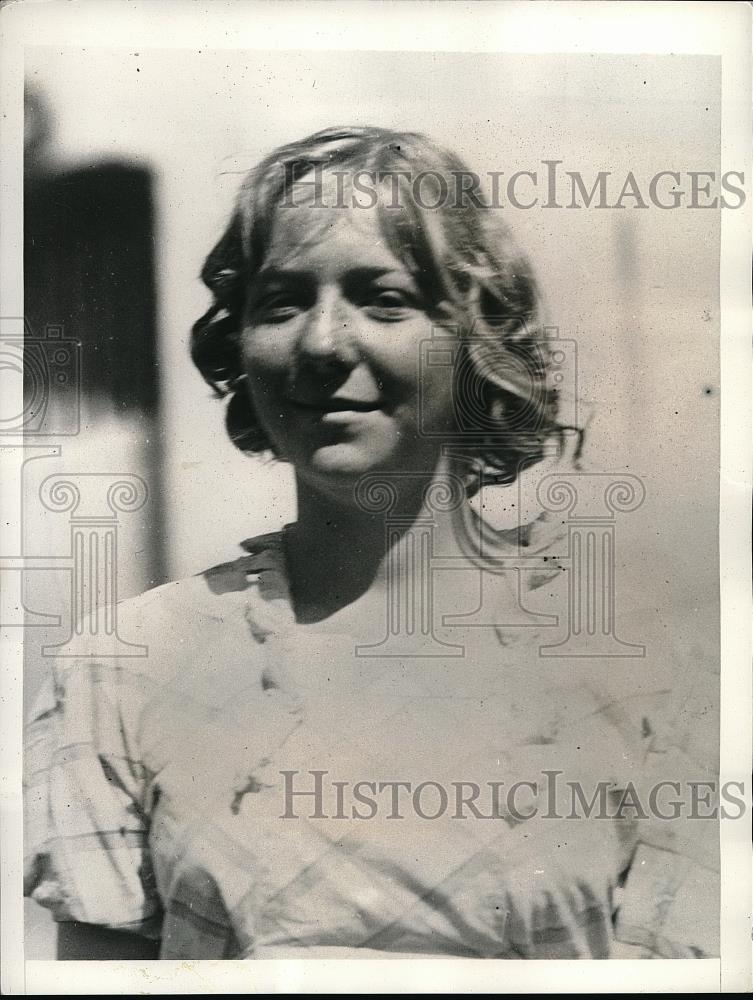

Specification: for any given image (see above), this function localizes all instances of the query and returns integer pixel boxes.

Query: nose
[296,287,357,370]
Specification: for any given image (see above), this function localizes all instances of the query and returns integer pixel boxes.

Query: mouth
[288,397,382,414]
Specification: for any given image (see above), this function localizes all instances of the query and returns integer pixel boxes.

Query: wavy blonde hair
[191,126,578,486]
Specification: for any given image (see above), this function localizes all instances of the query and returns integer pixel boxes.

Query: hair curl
[191,125,580,486]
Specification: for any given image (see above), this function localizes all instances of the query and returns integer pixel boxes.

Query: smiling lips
[288,397,381,414]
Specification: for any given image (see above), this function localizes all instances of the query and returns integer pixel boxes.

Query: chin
[309,444,389,477]
[299,443,405,500]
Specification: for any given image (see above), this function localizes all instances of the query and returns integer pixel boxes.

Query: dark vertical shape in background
[24,91,167,588]
[25,163,161,415]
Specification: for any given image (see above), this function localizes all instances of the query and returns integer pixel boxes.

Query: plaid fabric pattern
[24,533,719,959]
[24,659,163,936]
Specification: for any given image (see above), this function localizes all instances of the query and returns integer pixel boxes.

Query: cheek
[363,322,437,393]
[238,340,293,450]
[240,328,289,392]
[423,357,455,399]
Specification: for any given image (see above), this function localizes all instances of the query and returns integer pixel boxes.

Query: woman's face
[240,174,458,503]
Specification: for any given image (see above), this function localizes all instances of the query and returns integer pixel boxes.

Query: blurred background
[22,47,720,956]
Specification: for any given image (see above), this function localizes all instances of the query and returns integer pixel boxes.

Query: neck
[284,457,467,622]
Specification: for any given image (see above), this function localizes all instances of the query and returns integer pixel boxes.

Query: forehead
[264,169,405,271]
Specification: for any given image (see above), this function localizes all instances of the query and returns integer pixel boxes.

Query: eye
[362,287,416,320]
[252,291,302,323]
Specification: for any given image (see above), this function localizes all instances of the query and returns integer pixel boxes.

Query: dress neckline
[238,527,296,633]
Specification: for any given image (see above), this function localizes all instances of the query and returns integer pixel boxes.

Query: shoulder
[124,532,283,625]
[94,533,286,698]
[130,553,259,627]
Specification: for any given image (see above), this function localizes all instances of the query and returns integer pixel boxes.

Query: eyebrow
[252,265,410,284]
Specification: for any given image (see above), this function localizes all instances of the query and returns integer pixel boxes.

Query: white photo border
[1,1,750,993]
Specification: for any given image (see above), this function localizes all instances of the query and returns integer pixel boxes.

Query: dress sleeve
[611,677,720,958]
[24,657,163,938]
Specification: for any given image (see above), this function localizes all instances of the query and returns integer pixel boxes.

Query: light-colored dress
[24,531,719,959]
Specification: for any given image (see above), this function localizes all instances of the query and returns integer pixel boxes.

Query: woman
[24,127,718,960]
